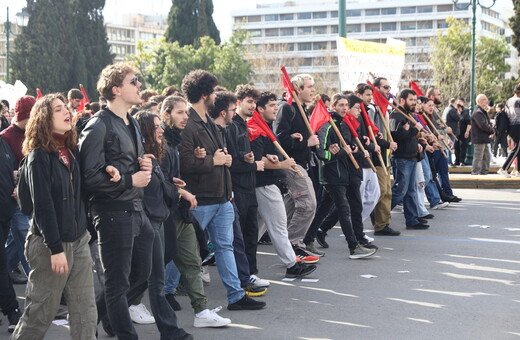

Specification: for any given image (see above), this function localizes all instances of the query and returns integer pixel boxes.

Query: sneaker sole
[316,239,329,248]
[285,265,317,278]
[194,319,231,328]
[244,289,267,297]
[227,303,266,311]
[349,249,377,259]
[297,258,320,264]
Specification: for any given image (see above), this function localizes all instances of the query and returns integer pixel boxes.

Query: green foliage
[165,0,220,47]
[431,17,511,105]
[11,0,113,98]
[509,0,520,55]
[129,31,251,93]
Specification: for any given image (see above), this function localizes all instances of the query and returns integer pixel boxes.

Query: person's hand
[374,144,381,153]
[179,189,197,209]
[280,158,297,170]
[464,131,470,139]
[363,136,370,146]
[194,146,206,159]
[138,156,153,172]
[213,149,227,166]
[433,142,443,150]
[343,145,352,154]
[51,252,69,275]
[417,144,423,153]
[291,133,303,142]
[414,123,424,131]
[244,151,255,163]
[224,154,233,167]
[352,144,358,153]
[425,145,434,153]
[403,122,410,131]
[172,177,186,188]
[11,188,16,199]
[418,181,424,188]
[106,165,121,182]
[363,150,370,158]
[389,142,398,151]
[438,135,445,141]
[266,154,279,163]
[490,133,495,140]
[132,171,151,187]
[256,160,265,171]
[446,127,453,134]
[308,135,319,147]
[328,143,340,155]
[377,132,384,139]
[418,137,427,144]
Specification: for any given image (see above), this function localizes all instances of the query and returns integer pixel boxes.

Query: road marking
[321,319,371,328]
[447,254,520,264]
[437,261,520,274]
[299,286,358,298]
[407,318,433,324]
[228,324,262,330]
[414,289,496,297]
[387,298,445,309]
[470,238,520,245]
[442,272,517,286]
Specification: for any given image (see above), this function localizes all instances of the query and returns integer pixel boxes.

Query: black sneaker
[406,223,430,230]
[201,253,215,266]
[315,229,329,248]
[359,241,379,250]
[374,226,401,236]
[420,214,434,219]
[285,262,317,278]
[258,232,272,245]
[175,333,194,340]
[418,217,428,224]
[10,267,27,284]
[8,308,22,333]
[166,293,181,311]
[227,295,266,310]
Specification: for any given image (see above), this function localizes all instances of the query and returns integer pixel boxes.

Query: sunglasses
[382,85,391,90]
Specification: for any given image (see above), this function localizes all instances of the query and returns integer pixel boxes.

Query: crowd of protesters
[1,61,520,339]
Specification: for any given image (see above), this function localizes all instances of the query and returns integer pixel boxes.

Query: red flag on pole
[36,88,43,99]
[409,81,424,96]
[309,99,330,133]
[77,84,90,111]
[280,66,294,105]
[367,80,390,116]
[342,114,360,138]
[248,110,277,142]
[360,104,379,135]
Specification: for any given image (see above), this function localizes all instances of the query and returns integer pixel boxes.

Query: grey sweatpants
[472,143,491,175]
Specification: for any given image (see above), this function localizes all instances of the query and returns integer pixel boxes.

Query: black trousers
[233,191,258,275]
[0,219,19,316]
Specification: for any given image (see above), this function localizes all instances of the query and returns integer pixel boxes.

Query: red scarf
[53,132,71,169]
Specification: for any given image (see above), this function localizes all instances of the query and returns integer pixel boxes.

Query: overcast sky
[1,0,514,41]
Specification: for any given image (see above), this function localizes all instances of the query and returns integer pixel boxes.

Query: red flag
[360,103,379,135]
[409,81,424,97]
[367,80,390,116]
[342,114,360,138]
[309,99,330,133]
[280,66,294,105]
[415,113,428,129]
[248,110,277,142]
[77,84,90,111]
[36,88,43,99]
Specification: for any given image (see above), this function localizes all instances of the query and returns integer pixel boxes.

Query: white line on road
[442,272,517,286]
[320,319,371,328]
[437,261,520,274]
[387,298,446,309]
[446,254,520,264]
[413,289,497,297]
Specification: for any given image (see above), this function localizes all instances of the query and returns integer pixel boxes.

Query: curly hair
[134,110,165,163]
[235,84,260,101]
[181,70,218,104]
[97,62,139,101]
[256,91,277,110]
[23,93,77,155]
[161,96,187,114]
[210,91,237,119]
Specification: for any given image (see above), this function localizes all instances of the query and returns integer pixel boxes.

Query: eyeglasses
[129,76,139,86]
[227,108,237,113]
[382,85,391,90]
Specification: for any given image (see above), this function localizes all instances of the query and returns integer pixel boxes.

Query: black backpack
[16,152,52,216]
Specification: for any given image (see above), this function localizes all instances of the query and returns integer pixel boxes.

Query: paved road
[3,188,520,340]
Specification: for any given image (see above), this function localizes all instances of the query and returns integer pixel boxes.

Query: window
[313,42,328,50]
[331,41,337,49]
[331,25,339,34]
[401,21,416,30]
[280,28,294,36]
[437,5,452,12]
[301,58,313,67]
[437,21,449,29]
[313,12,327,19]
[298,12,311,19]
[298,43,312,51]
[265,14,278,21]
[234,16,246,23]
[280,13,293,21]
[366,23,380,32]
[249,29,262,37]
[417,6,433,13]
[347,9,361,17]
[418,21,432,30]
[297,27,312,35]
[401,7,416,14]
[382,23,396,31]
[331,11,338,18]
[265,28,278,37]
[347,24,361,33]
[417,37,430,46]
[287,43,294,51]
[382,8,396,15]
[248,16,261,22]
[313,26,327,34]
[366,9,380,16]
[404,37,417,46]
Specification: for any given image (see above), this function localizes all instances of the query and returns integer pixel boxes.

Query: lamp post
[3,8,30,84]
[339,0,346,38]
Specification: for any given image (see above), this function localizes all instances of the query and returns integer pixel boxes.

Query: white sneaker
[432,201,450,210]
[200,266,211,284]
[497,168,511,178]
[511,170,519,177]
[364,235,374,243]
[129,303,155,324]
[249,274,270,288]
[194,306,231,328]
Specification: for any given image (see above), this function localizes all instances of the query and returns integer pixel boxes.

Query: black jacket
[27,148,87,254]
[357,107,376,168]
[79,108,145,210]
[494,109,510,135]
[179,108,232,205]
[471,106,494,144]
[444,104,461,136]
[390,106,419,160]
[0,138,17,222]
[144,159,177,222]
[250,121,287,188]
[226,115,257,193]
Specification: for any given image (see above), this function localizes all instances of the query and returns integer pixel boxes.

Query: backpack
[16,152,52,216]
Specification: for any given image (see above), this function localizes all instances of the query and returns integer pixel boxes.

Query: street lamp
[452,0,497,113]
[3,8,30,84]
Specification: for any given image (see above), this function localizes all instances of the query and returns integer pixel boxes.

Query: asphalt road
[2,188,520,340]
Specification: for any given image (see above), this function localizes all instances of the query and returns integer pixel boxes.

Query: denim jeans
[421,154,442,208]
[164,260,181,295]
[191,202,244,304]
[94,210,154,340]
[391,158,419,227]
[5,207,30,275]
[432,150,453,196]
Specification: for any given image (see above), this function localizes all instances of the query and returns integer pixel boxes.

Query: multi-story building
[0,21,21,82]
[231,0,516,92]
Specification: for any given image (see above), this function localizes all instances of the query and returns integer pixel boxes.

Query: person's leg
[233,191,259,275]
[460,137,469,165]
[481,143,492,174]
[502,126,520,171]
[433,150,453,196]
[164,261,181,296]
[326,185,358,250]
[401,160,420,227]
[304,186,334,244]
[455,139,462,163]
[360,168,381,223]
[5,208,30,275]
[346,179,365,242]
[472,144,485,175]
[421,156,442,207]
[231,201,252,287]
[319,205,339,234]
[284,165,317,248]
[0,220,19,319]
[373,166,392,231]
[256,185,297,268]
[492,135,499,157]
[391,158,410,210]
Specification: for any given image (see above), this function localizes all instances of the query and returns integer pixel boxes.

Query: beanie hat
[15,96,36,122]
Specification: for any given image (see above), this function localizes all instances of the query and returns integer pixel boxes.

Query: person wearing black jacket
[12,94,97,339]
[273,74,319,257]
[78,63,160,340]
[471,94,494,176]
[493,103,509,158]
[389,89,428,230]
[456,98,471,166]
[444,98,461,165]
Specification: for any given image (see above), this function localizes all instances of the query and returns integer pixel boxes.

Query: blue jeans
[5,207,30,275]
[191,202,244,304]
[432,150,453,196]
[421,155,441,208]
[164,260,181,295]
[391,158,419,227]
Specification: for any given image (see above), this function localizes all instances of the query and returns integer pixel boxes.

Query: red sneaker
[296,255,320,264]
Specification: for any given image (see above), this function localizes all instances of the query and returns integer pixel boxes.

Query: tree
[129,31,250,92]
[510,0,520,55]
[165,0,220,47]
[431,16,511,104]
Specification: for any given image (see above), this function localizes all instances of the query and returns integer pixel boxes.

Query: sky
[1,0,514,41]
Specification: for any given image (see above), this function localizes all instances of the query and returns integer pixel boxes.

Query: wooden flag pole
[353,137,377,173]
[421,114,450,158]
[328,118,360,169]
[374,105,394,143]
[272,140,304,177]
[433,109,458,141]
[367,125,388,175]
[292,92,315,136]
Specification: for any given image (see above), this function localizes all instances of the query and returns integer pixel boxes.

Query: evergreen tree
[510,0,520,55]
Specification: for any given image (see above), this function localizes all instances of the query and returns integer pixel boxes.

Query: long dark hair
[134,110,165,163]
